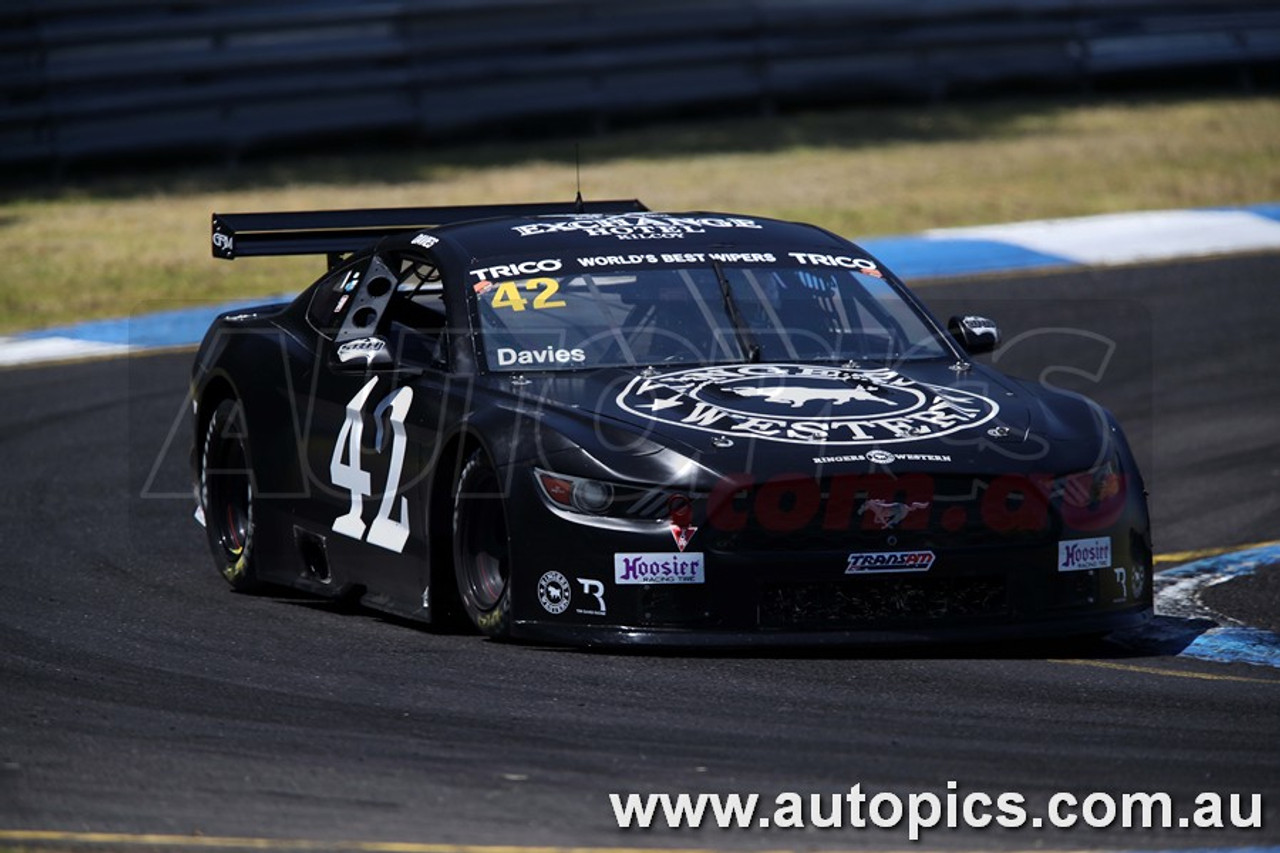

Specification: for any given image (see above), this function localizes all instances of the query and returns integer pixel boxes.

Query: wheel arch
[424,427,491,628]
[195,372,240,460]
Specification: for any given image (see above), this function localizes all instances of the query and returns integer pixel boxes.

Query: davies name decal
[495,346,586,367]
[616,364,999,446]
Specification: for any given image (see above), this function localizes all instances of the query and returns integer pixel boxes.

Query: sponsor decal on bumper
[1058,536,1112,572]
[537,570,572,614]
[845,550,936,574]
[615,553,706,585]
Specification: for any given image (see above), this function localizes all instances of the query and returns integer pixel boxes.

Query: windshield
[473,262,951,371]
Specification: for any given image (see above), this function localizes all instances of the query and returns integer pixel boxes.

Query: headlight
[1058,457,1121,510]
[533,469,699,532]
[1055,454,1127,531]
[535,469,616,515]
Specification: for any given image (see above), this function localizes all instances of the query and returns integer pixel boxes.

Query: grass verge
[1,93,1278,334]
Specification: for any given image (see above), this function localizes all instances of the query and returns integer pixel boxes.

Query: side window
[307,259,365,338]
[386,256,450,369]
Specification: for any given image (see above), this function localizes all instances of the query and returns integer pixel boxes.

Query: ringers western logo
[616,365,999,446]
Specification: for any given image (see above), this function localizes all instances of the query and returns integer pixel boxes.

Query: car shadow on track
[247,581,1249,660]
[545,616,1227,662]
[268,589,1233,662]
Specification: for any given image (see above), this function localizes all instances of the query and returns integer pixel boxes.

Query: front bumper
[503,473,1154,648]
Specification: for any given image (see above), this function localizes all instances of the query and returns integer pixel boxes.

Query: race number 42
[330,377,413,553]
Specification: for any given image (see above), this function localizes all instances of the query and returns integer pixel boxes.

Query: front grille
[711,473,1059,552]
[759,575,1009,629]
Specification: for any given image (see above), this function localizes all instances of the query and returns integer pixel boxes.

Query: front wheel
[452,451,512,638]
[200,398,261,592]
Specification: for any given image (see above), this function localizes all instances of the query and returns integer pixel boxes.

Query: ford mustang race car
[193,199,1152,646]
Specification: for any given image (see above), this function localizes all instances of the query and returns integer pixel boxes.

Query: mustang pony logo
[859,499,930,529]
[725,384,891,409]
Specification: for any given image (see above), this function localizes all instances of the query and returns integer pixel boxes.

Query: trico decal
[845,550,935,574]
[495,346,586,367]
[1057,537,1112,572]
[859,499,929,530]
[538,570,572,614]
[614,553,706,585]
[336,336,388,364]
[575,578,607,616]
[469,258,562,281]
[787,252,882,277]
[616,364,998,446]
[513,215,763,240]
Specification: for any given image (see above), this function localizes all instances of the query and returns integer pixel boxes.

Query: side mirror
[948,315,1001,355]
[334,335,393,369]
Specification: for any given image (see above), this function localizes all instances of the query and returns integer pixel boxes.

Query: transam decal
[1057,537,1112,572]
[845,550,935,574]
[616,364,999,446]
[513,215,763,240]
[614,553,705,584]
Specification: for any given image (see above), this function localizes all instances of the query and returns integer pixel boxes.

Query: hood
[495,360,1115,485]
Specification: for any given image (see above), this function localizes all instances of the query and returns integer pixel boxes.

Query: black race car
[193,200,1152,646]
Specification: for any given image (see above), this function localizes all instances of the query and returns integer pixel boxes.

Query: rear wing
[211,199,649,263]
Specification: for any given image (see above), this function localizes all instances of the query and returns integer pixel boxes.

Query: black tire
[200,398,261,593]
[452,451,512,638]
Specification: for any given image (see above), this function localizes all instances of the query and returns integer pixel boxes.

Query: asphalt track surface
[2,253,1278,851]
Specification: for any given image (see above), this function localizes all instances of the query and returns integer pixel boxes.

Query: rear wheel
[200,398,261,592]
[452,451,512,638]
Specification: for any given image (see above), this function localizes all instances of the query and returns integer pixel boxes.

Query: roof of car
[428,211,852,259]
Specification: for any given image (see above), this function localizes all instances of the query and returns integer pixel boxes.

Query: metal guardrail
[2,0,1278,169]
